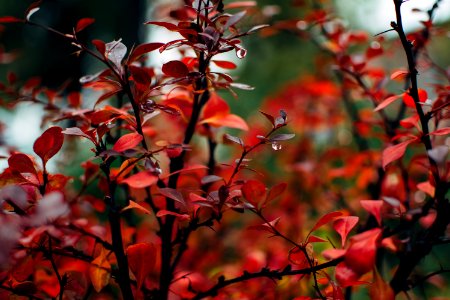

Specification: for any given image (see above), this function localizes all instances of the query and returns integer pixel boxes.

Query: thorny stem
[389,0,450,293]
[47,237,65,300]
[254,210,326,300]
[159,4,212,298]
[191,257,343,300]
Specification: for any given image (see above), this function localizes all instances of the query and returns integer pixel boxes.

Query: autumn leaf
[369,267,395,300]
[112,132,143,152]
[242,179,267,207]
[119,171,158,189]
[345,228,382,275]
[360,200,383,226]
[212,60,237,69]
[309,211,343,235]
[75,18,95,33]
[33,127,64,165]
[89,248,111,292]
[382,137,418,169]
[127,243,156,290]
[121,200,152,215]
[162,60,189,77]
[333,216,359,247]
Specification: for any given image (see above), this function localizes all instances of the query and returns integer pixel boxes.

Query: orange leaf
[121,200,152,215]
[333,216,359,247]
[127,243,156,290]
[33,127,64,165]
[390,70,409,81]
[119,171,158,189]
[200,113,249,130]
[112,132,143,152]
[369,267,395,300]
[89,248,111,292]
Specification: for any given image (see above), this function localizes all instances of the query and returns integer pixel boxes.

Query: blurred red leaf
[0,16,24,23]
[8,153,36,175]
[345,228,382,275]
[360,200,383,226]
[374,94,403,112]
[119,171,158,189]
[75,18,95,33]
[242,179,266,206]
[403,88,428,108]
[127,243,156,290]
[212,60,237,69]
[309,211,343,234]
[333,216,359,247]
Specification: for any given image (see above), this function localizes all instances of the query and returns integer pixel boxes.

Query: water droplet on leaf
[272,143,282,151]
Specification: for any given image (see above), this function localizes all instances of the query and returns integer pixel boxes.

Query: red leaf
[144,21,179,31]
[127,243,156,290]
[306,235,328,244]
[212,60,237,69]
[162,60,189,78]
[200,114,249,130]
[288,245,312,269]
[430,127,450,136]
[247,217,280,234]
[0,16,24,23]
[156,210,190,221]
[129,42,164,62]
[33,127,64,165]
[75,18,95,33]
[8,153,37,175]
[374,94,403,112]
[266,182,287,203]
[112,132,143,152]
[403,88,428,108]
[333,216,359,247]
[345,228,382,275]
[360,200,383,226]
[241,179,266,206]
[309,211,343,234]
[335,262,360,287]
[119,171,158,189]
[92,39,106,56]
[382,137,417,169]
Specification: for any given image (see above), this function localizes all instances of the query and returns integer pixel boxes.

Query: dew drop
[271,142,282,151]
